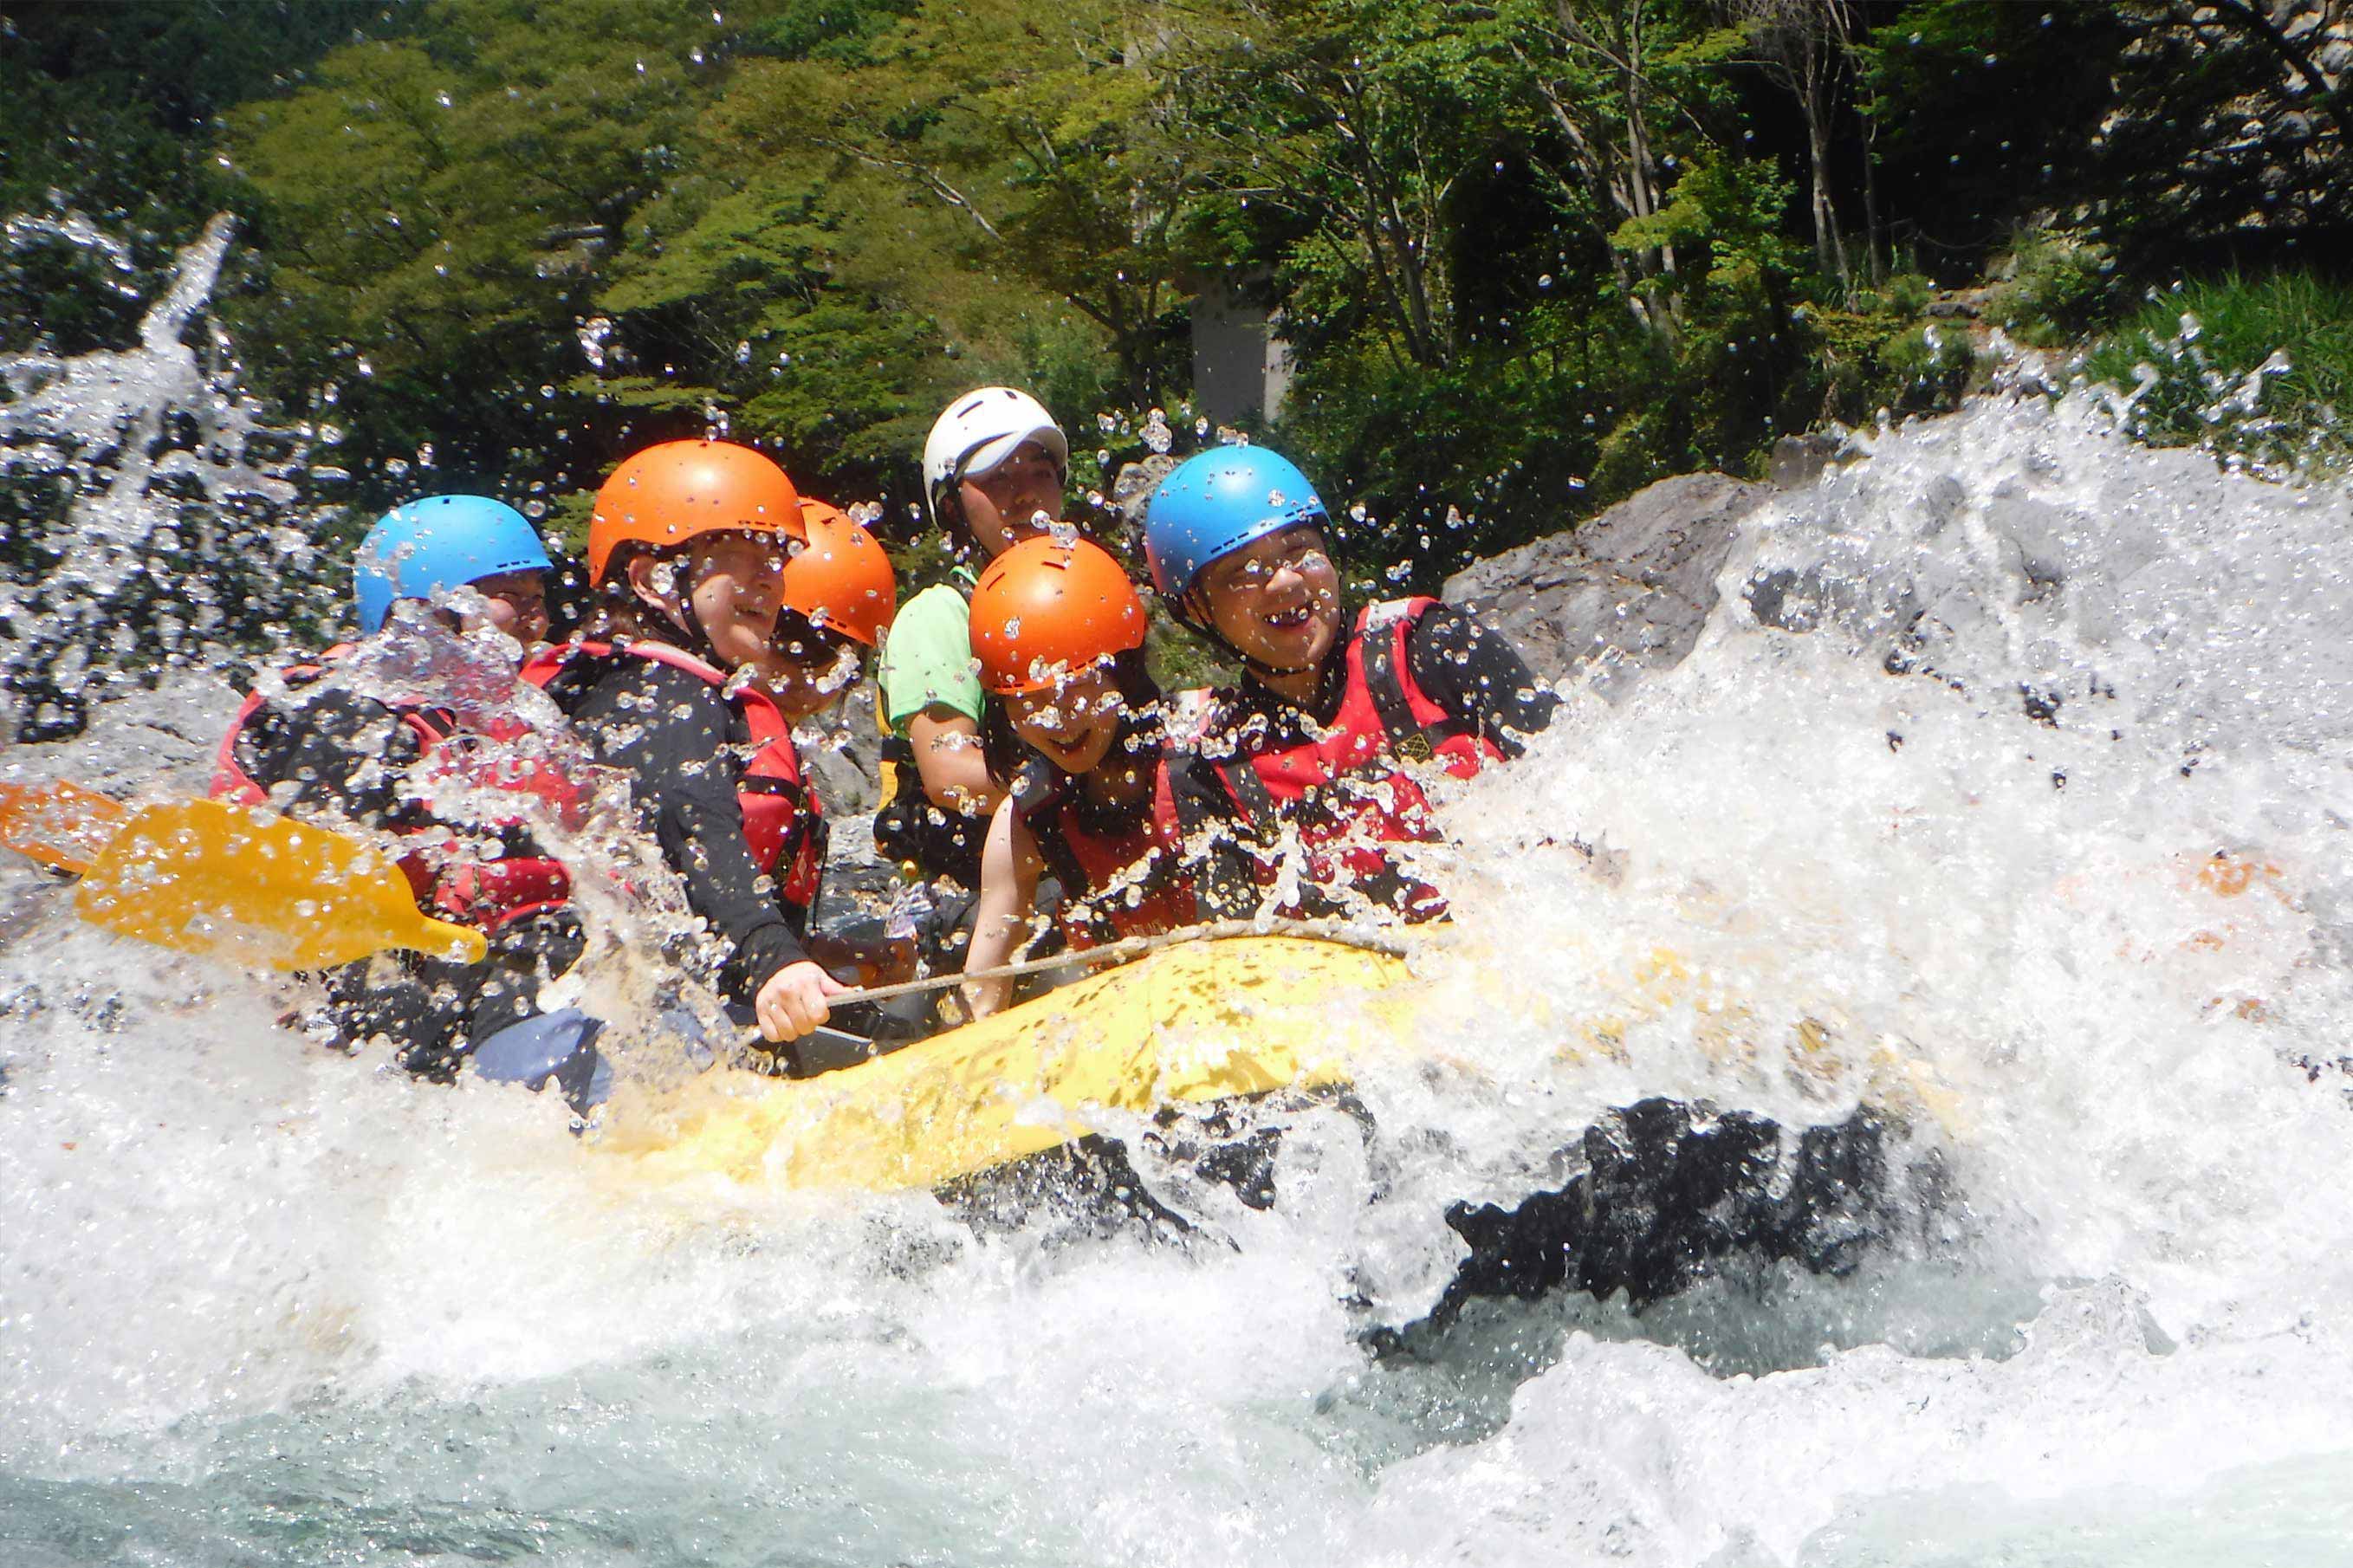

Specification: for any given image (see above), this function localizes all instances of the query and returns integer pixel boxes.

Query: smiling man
[1144,446,1559,923]
[872,387,1075,965]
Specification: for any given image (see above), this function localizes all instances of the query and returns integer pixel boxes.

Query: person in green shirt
[873,387,1072,909]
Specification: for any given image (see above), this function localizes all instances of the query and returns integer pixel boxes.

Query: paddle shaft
[742,918,1412,1046]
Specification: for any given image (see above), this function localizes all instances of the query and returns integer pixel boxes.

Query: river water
[5,237,2353,1562]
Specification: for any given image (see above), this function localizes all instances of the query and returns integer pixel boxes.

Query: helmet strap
[623,548,723,664]
[933,454,980,557]
[672,593,722,664]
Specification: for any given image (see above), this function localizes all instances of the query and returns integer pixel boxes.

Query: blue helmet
[353,495,552,632]
[1144,446,1327,610]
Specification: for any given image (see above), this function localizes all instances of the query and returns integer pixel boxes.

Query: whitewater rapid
[6,388,2353,1565]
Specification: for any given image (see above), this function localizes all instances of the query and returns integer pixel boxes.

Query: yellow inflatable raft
[599,935,1422,1192]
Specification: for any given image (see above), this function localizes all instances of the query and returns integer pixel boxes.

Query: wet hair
[980,646,1163,788]
[770,606,853,664]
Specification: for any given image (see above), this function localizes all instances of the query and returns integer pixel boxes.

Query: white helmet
[921,386,1069,526]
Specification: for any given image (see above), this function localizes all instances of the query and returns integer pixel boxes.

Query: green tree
[223,0,788,504]
[1172,0,1516,372]
[716,0,1209,402]
[1492,0,1734,335]
[0,0,398,353]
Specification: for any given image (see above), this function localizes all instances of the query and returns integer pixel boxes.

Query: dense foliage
[6,0,2351,589]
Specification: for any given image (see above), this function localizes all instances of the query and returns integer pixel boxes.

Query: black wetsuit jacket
[531,651,813,1002]
[228,685,433,831]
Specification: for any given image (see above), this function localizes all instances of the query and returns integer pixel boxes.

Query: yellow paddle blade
[72,799,488,971]
[0,780,130,874]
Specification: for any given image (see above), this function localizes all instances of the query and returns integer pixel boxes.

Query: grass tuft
[2081,270,2353,475]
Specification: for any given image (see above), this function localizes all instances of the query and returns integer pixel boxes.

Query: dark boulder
[1443,472,1771,697]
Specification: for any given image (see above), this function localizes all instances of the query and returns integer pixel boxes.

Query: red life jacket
[518,639,826,920]
[211,645,580,933]
[1193,598,1503,921]
[1024,761,1195,948]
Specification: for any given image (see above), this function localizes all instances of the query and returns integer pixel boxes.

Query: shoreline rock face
[1443,472,1772,698]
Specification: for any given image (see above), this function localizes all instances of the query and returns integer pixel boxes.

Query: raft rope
[739,917,1413,1043]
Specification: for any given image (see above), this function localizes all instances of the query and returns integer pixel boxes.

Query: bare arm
[909,705,1006,816]
[963,796,1043,1019]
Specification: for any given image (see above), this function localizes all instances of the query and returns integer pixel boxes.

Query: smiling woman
[959,535,1193,1015]
[1192,523,1344,687]
[1146,444,1558,925]
[523,439,848,1047]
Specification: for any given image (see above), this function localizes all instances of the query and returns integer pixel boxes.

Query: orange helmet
[969,535,1147,695]
[781,501,898,647]
[587,439,803,587]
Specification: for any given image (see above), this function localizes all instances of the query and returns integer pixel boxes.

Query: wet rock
[1112,454,1180,535]
[804,684,883,817]
[1424,1097,1946,1325]
[1769,431,1857,489]
[1443,472,1771,697]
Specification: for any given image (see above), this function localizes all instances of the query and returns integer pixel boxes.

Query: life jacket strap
[1357,606,1466,766]
[1214,755,1278,823]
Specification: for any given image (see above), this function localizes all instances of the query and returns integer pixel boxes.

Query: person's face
[959,440,1066,558]
[632,532,787,667]
[1190,524,1340,672]
[461,570,548,647]
[1008,664,1125,776]
[756,615,860,722]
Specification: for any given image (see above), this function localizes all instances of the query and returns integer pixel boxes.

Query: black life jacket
[1183,598,1503,922]
[212,645,579,932]
[519,638,826,921]
[1014,757,1195,948]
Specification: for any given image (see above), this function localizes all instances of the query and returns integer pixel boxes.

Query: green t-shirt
[878,577,983,732]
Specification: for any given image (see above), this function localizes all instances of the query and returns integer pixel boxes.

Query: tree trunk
[1803,32,1848,290]
[1860,118,1884,287]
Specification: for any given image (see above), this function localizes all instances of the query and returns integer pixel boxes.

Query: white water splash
[3,388,2353,1565]
[0,213,342,740]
